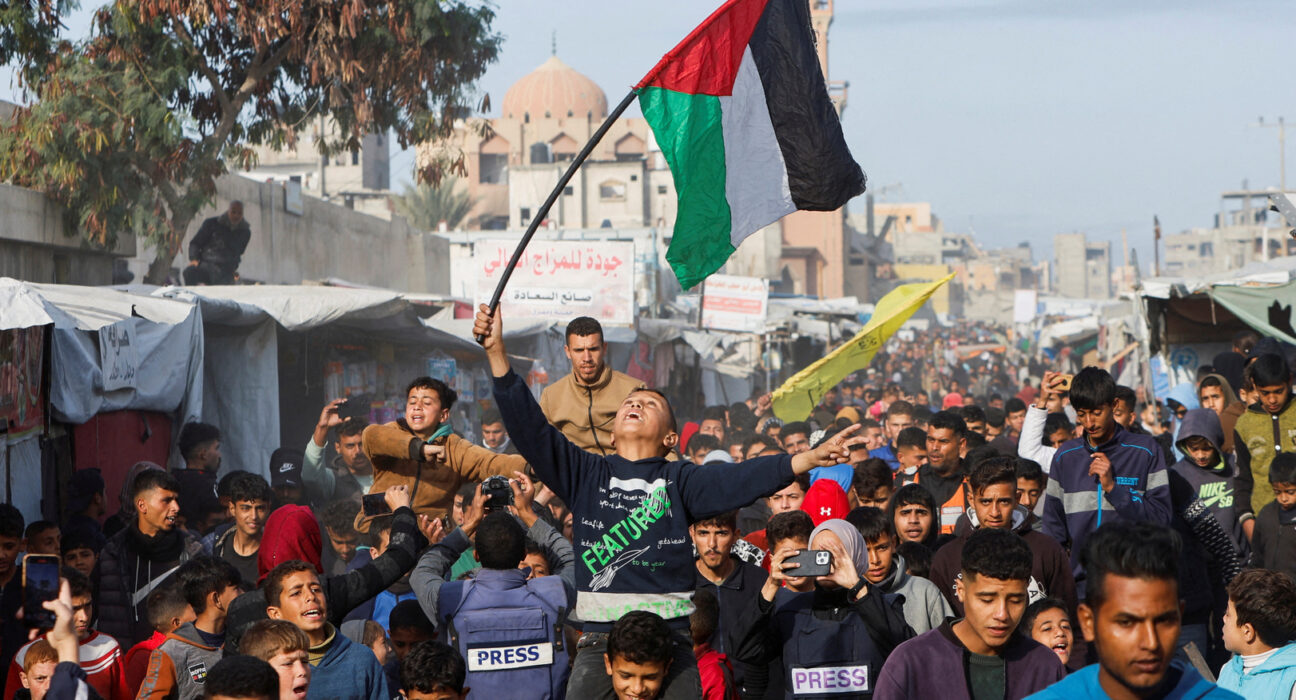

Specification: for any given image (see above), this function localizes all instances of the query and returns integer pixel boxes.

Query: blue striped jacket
[1042,424,1172,590]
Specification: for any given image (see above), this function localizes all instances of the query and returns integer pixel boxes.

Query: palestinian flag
[636,0,866,290]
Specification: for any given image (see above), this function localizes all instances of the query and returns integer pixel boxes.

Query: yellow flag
[772,272,955,422]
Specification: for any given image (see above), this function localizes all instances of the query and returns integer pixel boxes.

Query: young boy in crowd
[0,505,26,679]
[1041,367,1171,598]
[1251,452,1296,579]
[137,556,243,699]
[930,457,1076,618]
[240,620,313,700]
[124,586,196,696]
[847,507,950,633]
[690,588,735,700]
[1015,458,1046,516]
[474,305,860,698]
[60,531,98,578]
[1171,409,1247,554]
[4,568,128,700]
[888,483,938,549]
[876,528,1065,699]
[319,499,361,576]
[1217,568,1296,698]
[386,599,435,663]
[23,521,60,555]
[892,427,929,483]
[605,612,677,700]
[263,560,390,700]
[213,472,272,585]
[15,640,56,700]
[851,459,895,509]
[400,641,468,700]
[201,656,280,700]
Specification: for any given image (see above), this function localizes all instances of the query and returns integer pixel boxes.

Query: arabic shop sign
[473,240,636,326]
[701,274,769,333]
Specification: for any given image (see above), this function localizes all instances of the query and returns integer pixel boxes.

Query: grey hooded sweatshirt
[877,554,952,635]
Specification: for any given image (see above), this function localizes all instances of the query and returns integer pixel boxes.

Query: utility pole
[1153,216,1161,277]
[1254,116,1287,192]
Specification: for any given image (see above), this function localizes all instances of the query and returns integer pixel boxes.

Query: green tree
[392,177,478,231]
[0,0,500,283]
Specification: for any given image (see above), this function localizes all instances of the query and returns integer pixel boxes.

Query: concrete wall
[132,174,449,293]
[0,183,135,285]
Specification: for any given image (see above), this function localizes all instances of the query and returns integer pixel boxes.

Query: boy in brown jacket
[359,376,526,532]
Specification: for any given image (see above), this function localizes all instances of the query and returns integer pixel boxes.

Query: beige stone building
[420,0,858,298]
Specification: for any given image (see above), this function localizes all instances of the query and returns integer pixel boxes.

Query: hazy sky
[7,0,1290,269]
[459,0,1292,269]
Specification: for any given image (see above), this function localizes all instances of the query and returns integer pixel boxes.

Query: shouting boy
[474,305,859,698]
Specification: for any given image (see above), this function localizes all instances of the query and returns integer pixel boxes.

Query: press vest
[437,568,570,700]
[774,592,885,699]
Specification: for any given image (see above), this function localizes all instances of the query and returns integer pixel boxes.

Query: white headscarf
[809,518,868,574]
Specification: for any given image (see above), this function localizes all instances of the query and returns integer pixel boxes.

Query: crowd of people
[1,309,1294,700]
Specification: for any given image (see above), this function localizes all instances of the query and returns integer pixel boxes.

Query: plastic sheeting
[201,319,279,479]
[0,436,43,524]
[0,280,208,429]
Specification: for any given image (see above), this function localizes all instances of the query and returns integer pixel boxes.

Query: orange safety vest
[914,471,970,535]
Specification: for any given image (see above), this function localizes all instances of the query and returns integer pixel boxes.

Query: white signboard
[473,240,636,326]
[99,318,139,391]
[701,274,769,333]
[1013,289,1039,325]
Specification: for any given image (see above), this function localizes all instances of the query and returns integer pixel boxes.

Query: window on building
[1200,242,1213,257]
[657,185,668,195]
[520,207,531,222]
[564,186,574,196]
[600,180,627,201]
[479,153,507,184]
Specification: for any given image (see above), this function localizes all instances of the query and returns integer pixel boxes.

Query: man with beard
[185,201,251,285]
[539,316,644,455]
[691,511,770,699]
[304,401,373,504]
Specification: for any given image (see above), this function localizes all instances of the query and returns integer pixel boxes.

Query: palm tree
[392,177,477,231]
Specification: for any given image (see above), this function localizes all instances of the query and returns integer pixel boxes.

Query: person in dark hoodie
[222,485,428,655]
[1025,521,1240,700]
[97,469,204,647]
[930,456,1076,619]
[876,527,1066,700]
[1168,408,1249,664]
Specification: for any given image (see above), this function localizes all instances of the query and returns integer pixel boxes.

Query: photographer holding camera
[410,471,575,698]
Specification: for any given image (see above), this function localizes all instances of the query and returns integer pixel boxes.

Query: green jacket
[1234,395,1296,516]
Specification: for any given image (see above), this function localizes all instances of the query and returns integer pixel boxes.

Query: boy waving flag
[473,305,860,698]
[636,0,866,289]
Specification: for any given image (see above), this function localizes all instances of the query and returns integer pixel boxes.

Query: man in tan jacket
[358,376,525,532]
[539,316,644,456]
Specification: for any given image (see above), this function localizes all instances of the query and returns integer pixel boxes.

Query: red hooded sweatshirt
[801,479,850,527]
[256,505,322,582]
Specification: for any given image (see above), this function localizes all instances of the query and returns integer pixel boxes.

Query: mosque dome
[501,55,608,122]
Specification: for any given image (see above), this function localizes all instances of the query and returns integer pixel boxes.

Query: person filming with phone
[745,519,914,698]
[303,399,374,505]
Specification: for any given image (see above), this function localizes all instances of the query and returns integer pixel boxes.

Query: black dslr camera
[481,475,514,512]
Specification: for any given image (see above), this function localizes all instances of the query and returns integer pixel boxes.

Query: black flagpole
[475,89,639,343]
